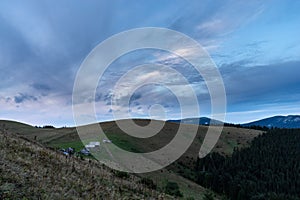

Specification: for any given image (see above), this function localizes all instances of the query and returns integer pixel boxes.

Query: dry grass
[0,129,173,200]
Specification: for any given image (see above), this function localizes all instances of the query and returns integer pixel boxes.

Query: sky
[0,0,300,127]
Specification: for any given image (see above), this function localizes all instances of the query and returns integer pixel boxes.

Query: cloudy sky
[0,0,300,126]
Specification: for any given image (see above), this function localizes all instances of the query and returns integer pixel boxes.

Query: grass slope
[0,119,262,199]
[0,127,172,199]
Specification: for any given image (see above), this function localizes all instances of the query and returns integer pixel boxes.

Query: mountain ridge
[242,115,300,128]
[167,115,300,128]
[167,117,224,126]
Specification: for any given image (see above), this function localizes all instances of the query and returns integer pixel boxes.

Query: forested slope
[195,128,300,200]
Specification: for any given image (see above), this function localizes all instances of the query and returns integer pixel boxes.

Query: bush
[114,171,129,179]
[164,181,183,197]
[42,125,55,129]
[203,191,214,200]
[139,177,157,189]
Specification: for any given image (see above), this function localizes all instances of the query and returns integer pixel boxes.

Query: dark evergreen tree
[193,128,300,200]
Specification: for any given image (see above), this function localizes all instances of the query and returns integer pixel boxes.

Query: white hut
[103,139,112,143]
[89,141,100,146]
[85,144,95,149]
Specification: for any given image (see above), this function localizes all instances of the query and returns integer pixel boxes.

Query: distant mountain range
[243,115,300,128]
[168,115,300,128]
[168,117,224,126]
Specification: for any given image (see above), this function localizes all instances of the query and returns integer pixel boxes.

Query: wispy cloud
[0,1,299,125]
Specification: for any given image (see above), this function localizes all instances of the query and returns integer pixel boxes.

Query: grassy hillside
[0,126,172,199]
[0,119,262,156]
[0,119,262,199]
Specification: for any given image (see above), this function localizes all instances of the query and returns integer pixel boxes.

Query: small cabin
[103,139,112,143]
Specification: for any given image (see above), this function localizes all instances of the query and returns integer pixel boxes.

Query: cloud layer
[0,0,299,126]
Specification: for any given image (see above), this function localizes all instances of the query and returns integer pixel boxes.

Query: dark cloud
[133,101,140,106]
[130,93,142,102]
[95,93,102,102]
[31,83,51,91]
[220,60,300,105]
[14,93,38,104]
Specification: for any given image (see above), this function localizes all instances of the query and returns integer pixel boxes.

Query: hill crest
[242,115,300,128]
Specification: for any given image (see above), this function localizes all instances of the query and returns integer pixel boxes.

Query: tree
[203,190,214,200]
[194,128,300,200]
[164,181,183,197]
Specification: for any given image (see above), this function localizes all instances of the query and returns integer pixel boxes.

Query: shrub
[203,191,214,200]
[164,181,183,197]
[139,177,157,189]
[114,171,129,179]
[42,125,55,129]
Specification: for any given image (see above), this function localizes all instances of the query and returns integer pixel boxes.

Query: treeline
[35,125,55,129]
[224,123,270,131]
[195,128,300,200]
